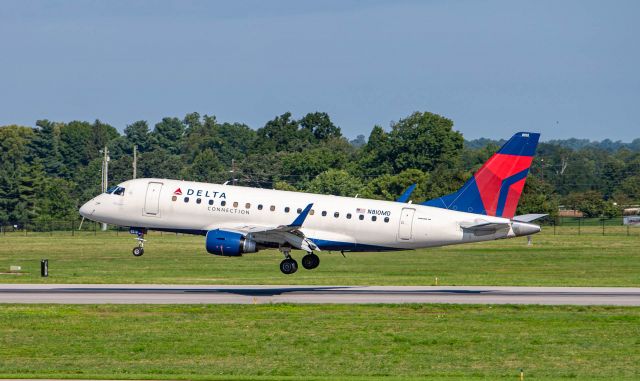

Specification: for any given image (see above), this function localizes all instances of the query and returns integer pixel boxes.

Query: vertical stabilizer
[422,132,540,218]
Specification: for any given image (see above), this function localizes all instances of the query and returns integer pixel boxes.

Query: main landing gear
[301,253,320,270]
[279,247,298,275]
[278,247,320,274]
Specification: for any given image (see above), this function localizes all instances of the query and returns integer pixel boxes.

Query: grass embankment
[0,231,638,286]
[1,304,639,380]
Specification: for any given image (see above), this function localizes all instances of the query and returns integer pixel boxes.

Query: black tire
[132,247,144,257]
[280,258,298,274]
[302,253,320,270]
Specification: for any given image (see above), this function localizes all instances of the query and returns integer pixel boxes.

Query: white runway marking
[1,284,639,305]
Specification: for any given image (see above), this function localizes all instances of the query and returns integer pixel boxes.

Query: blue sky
[1,0,638,140]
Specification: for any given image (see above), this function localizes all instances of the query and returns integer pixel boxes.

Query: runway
[1,284,640,305]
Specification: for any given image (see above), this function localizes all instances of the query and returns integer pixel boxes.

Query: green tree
[387,111,463,173]
[14,162,46,222]
[281,140,354,189]
[306,169,364,197]
[358,125,393,177]
[138,149,184,179]
[152,117,185,154]
[182,149,227,183]
[299,112,341,141]
[253,112,312,153]
[516,176,558,217]
[37,178,78,221]
[124,120,152,152]
[361,169,429,201]
[31,120,63,175]
[564,191,606,218]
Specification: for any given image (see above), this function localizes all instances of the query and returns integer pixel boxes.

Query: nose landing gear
[132,246,144,257]
[130,228,147,257]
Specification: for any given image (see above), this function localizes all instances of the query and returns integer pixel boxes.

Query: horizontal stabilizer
[512,214,548,223]
[460,221,511,233]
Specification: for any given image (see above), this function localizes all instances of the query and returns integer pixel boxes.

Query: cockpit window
[106,186,125,196]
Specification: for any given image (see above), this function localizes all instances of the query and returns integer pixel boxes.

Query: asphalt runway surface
[1,284,640,305]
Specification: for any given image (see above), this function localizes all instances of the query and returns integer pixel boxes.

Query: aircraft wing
[206,203,319,252]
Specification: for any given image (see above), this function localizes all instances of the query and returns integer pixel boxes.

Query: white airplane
[80,132,545,274]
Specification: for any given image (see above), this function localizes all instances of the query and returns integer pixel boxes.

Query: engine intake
[205,229,257,256]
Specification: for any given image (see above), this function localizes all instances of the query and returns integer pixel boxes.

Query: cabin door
[398,208,415,240]
[144,182,163,216]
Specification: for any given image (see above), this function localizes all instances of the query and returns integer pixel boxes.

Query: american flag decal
[356,208,366,214]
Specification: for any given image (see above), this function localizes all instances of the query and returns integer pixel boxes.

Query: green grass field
[1,304,639,380]
[0,230,639,286]
[1,231,639,380]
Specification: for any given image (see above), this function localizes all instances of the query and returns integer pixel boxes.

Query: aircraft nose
[79,200,95,218]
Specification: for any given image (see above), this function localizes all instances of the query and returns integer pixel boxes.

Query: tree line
[1,111,639,223]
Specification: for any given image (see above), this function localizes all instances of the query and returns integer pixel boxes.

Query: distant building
[558,209,584,217]
[623,207,640,216]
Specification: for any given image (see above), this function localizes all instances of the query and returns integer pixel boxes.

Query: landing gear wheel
[302,253,320,270]
[280,258,298,275]
[132,247,144,257]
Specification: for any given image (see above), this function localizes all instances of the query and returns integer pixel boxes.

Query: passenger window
[334,212,339,218]
[372,216,377,222]
[297,208,302,214]
[384,217,389,223]
[233,202,239,208]
[184,197,189,203]
[246,203,251,209]
[285,207,290,213]
[258,204,263,210]
[359,215,364,220]
[221,201,226,206]
[172,196,177,202]
[208,200,214,205]
[322,211,327,217]
[196,198,202,204]
[270,205,275,211]
[346,213,352,219]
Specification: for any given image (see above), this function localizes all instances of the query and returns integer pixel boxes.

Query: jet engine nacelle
[205,229,257,256]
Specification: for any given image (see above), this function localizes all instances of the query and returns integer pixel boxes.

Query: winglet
[396,184,417,203]
[289,203,314,227]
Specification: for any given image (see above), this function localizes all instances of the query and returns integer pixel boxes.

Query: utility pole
[132,145,137,179]
[100,146,109,231]
[231,159,237,186]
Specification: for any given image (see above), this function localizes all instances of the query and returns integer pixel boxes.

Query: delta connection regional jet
[80,132,545,274]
